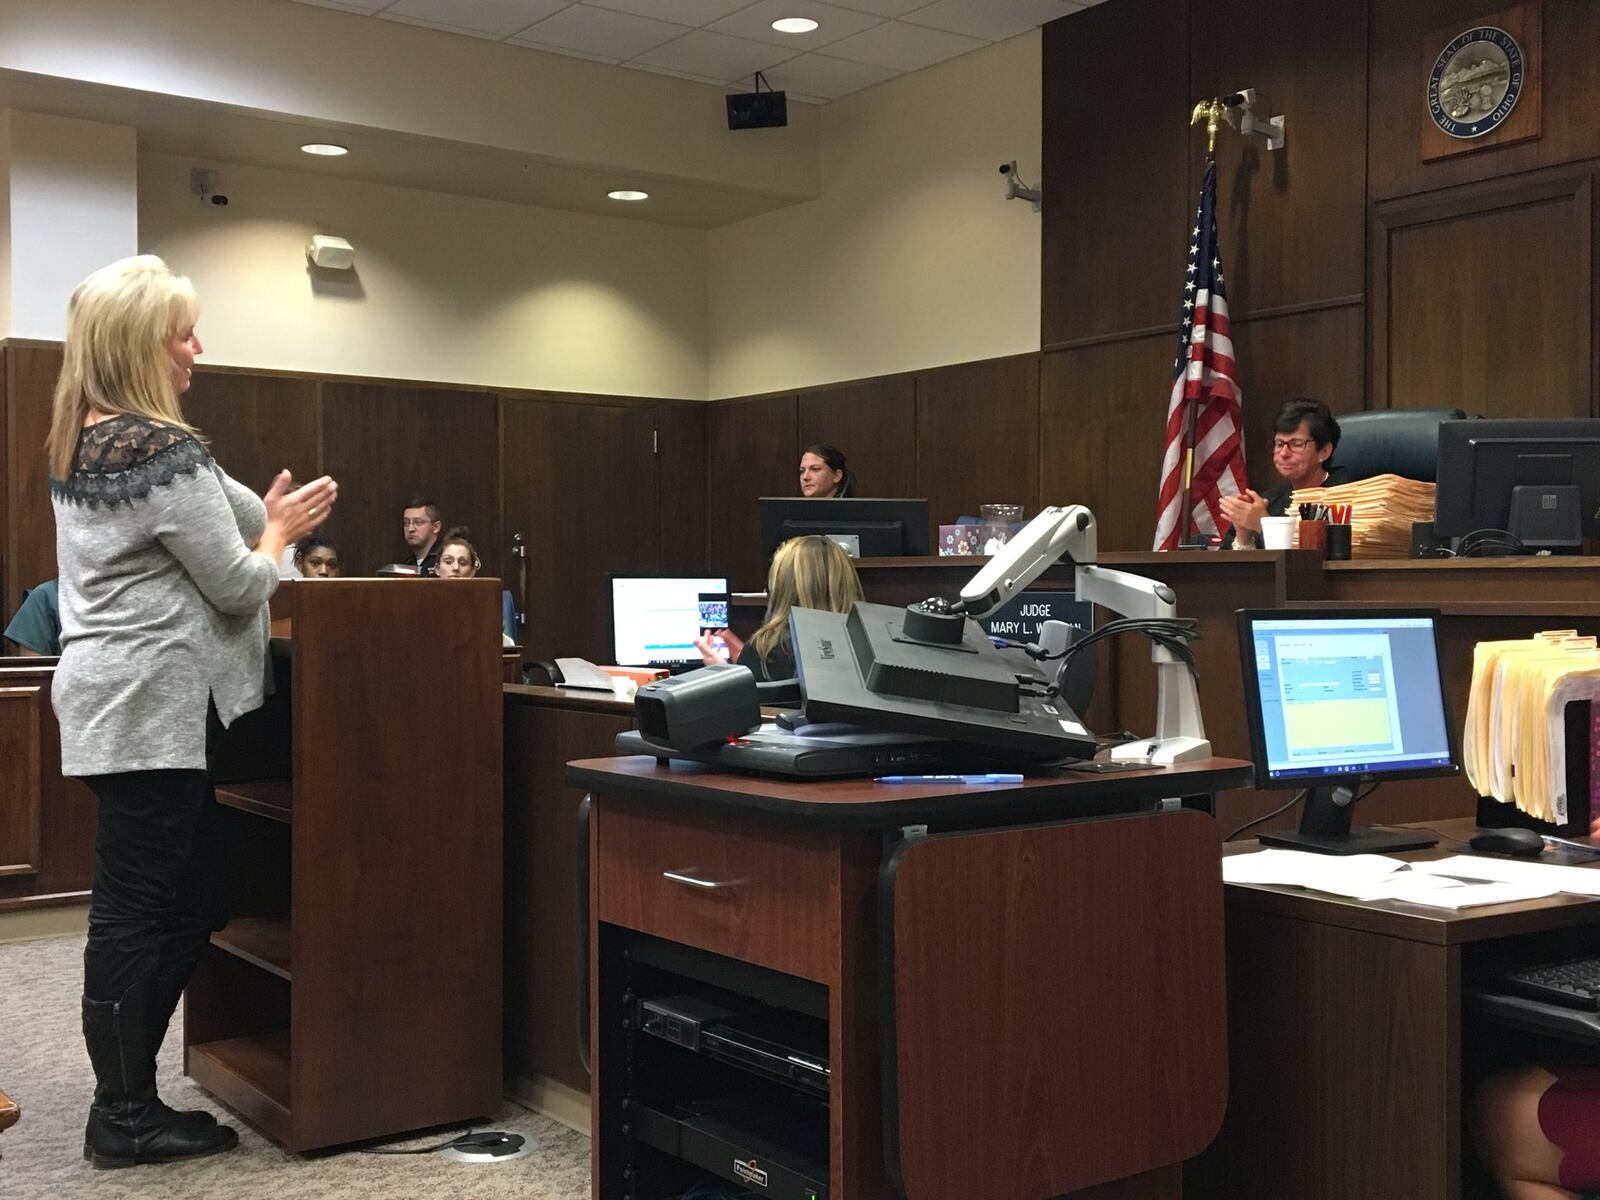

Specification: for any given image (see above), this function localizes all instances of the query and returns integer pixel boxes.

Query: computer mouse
[1468,827,1546,857]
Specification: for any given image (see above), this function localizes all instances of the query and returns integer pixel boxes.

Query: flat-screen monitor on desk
[1435,418,1600,549]
[759,497,930,559]
[1236,609,1460,855]
[610,575,729,668]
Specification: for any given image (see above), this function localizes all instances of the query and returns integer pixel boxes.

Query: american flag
[1153,160,1248,550]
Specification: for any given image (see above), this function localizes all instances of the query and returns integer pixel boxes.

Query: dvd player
[702,1008,830,1097]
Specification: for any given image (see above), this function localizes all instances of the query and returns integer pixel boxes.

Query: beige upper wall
[706,33,1043,400]
[0,0,817,200]
[139,152,707,398]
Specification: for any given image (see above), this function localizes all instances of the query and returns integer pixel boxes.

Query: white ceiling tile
[812,0,933,17]
[822,19,984,72]
[708,0,884,51]
[901,0,1080,42]
[618,61,733,87]
[581,0,755,25]
[631,29,797,82]
[511,5,692,59]
[287,0,396,13]
[381,0,572,39]
[760,52,898,100]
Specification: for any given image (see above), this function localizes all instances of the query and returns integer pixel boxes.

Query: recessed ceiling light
[772,17,819,34]
[300,143,348,157]
[608,190,649,202]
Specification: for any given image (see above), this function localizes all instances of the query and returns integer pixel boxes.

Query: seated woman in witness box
[694,534,863,683]
[293,536,341,578]
[434,527,514,646]
[798,443,856,498]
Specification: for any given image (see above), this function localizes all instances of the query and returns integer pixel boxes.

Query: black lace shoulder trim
[50,415,212,508]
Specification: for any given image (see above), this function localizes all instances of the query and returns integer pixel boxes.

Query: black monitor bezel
[1434,417,1600,540]
[757,497,931,560]
[1234,607,1461,789]
[608,573,730,667]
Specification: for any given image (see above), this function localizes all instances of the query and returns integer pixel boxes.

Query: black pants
[82,770,226,1002]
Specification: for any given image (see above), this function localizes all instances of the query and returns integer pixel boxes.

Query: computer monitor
[1435,418,1600,549]
[610,575,729,669]
[1236,609,1460,855]
[758,497,930,560]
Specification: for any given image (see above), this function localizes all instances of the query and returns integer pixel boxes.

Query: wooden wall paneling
[796,375,919,499]
[655,402,708,576]
[184,371,321,497]
[1369,0,1600,204]
[915,356,1040,539]
[320,383,500,579]
[1041,0,1190,347]
[1039,336,1172,552]
[704,394,799,591]
[1189,0,1367,318]
[1371,168,1592,415]
[0,685,43,876]
[501,398,660,663]
[1229,305,1366,494]
[5,346,62,628]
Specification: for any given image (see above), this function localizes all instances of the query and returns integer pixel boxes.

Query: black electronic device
[610,574,729,668]
[637,994,751,1052]
[1493,955,1600,1011]
[1236,609,1460,854]
[702,1008,830,1097]
[791,602,1096,761]
[1435,418,1600,550]
[758,497,930,560]
[726,87,788,130]
[617,723,965,779]
[1469,827,1546,857]
[634,666,759,751]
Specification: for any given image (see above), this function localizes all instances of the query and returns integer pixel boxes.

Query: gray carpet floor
[0,933,591,1199]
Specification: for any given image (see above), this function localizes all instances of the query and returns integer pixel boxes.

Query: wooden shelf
[188,1032,292,1144]
[212,916,291,980]
[215,780,292,823]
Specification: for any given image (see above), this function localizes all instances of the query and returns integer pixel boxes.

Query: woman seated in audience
[694,535,863,682]
[799,443,856,498]
[292,536,341,578]
[434,527,514,646]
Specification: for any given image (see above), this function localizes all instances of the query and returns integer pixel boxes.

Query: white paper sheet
[1408,855,1600,897]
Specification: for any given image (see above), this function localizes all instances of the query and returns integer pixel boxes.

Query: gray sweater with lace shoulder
[50,415,279,776]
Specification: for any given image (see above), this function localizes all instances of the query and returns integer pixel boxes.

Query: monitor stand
[1255,784,1440,856]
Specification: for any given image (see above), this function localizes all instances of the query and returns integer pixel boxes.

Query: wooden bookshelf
[215,781,292,824]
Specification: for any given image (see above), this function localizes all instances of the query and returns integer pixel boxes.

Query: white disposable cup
[1259,515,1297,550]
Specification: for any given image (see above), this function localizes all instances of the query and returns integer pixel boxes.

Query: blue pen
[1542,835,1600,858]
[875,773,1025,785]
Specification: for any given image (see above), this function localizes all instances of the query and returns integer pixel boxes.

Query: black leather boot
[81,975,238,1168]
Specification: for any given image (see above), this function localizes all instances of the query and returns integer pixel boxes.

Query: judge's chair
[1334,407,1468,483]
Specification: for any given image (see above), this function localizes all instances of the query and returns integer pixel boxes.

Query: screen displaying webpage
[611,577,728,666]
[1249,616,1453,780]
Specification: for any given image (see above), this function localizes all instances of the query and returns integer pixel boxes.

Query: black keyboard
[1497,957,1600,1011]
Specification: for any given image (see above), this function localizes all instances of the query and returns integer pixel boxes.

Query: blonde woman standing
[47,256,336,1168]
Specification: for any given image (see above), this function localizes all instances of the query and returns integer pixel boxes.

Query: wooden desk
[572,754,1252,1200]
[1188,820,1600,1200]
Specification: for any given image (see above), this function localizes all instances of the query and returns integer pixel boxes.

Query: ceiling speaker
[726,89,788,131]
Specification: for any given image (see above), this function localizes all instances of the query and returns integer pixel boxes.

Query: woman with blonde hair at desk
[695,535,863,682]
[48,255,336,1168]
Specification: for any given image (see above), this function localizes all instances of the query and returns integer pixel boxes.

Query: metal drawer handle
[662,869,745,890]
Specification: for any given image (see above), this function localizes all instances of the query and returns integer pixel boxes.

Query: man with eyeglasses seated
[398,498,444,575]
[1219,398,1353,549]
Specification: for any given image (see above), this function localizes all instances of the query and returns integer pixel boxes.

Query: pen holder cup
[1298,519,1328,552]
[1325,523,1353,561]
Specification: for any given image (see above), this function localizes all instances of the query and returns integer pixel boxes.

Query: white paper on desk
[1371,877,1558,909]
[1222,848,1407,890]
[1410,855,1600,896]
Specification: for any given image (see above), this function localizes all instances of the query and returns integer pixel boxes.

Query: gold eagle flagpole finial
[1190,97,1236,156]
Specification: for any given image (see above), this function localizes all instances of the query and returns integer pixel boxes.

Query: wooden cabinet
[185,578,503,1152]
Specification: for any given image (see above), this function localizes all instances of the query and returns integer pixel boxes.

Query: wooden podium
[571,755,1252,1200]
[185,578,504,1152]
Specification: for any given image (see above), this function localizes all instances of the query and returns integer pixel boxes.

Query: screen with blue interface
[1246,614,1453,782]
[611,577,729,666]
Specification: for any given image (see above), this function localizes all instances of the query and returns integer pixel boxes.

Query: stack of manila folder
[1463,631,1600,825]
[1290,473,1436,558]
